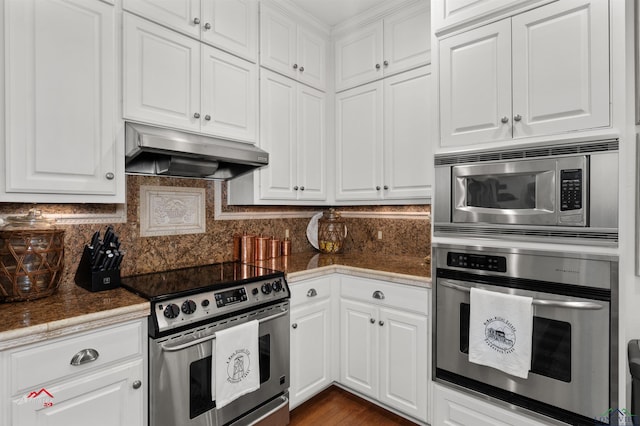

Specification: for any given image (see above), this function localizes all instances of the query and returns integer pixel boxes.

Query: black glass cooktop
[121,262,283,300]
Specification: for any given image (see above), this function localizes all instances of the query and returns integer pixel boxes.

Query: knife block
[74,246,121,292]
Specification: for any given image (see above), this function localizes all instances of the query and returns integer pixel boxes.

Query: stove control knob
[182,300,197,314]
[201,299,210,307]
[252,288,259,296]
[271,280,282,292]
[164,304,180,319]
[261,283,272,294]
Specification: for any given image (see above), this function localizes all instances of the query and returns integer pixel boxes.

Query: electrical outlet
[377,230,383,240]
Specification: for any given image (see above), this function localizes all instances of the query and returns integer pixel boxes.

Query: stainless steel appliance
[433,243,618,425]
[434,138,619,244]
[122,262,290,426]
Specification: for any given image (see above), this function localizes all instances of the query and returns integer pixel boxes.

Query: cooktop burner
[121,261,289,337]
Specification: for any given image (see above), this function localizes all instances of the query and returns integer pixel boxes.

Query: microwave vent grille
[435,139,619,166]
[434,225,618,245]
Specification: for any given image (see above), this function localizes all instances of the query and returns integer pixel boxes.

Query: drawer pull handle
[70,348,99,366]
[372,290,385,300]
[307,288,317,297]
[132,380,142,390]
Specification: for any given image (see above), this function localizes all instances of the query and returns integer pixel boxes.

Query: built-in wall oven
[434,138,619,244]
[122,262,290,426]
[433,244,618,425]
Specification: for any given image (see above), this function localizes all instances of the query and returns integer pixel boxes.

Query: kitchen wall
[0,175,430,288]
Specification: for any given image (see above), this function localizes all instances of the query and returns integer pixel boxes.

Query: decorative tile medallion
[140,186,206,237]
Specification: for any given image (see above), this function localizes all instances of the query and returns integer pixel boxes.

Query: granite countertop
[0,283,149,350]
[253,252,431,287]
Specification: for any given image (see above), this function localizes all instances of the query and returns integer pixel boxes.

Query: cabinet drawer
[290,277,332,306]
[340,275,428,314]
[9,320,144,395]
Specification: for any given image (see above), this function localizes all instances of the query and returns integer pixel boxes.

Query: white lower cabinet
[339,275,429,423]
[289,276,336,408]
[433,383,549,426]
[2,319,147,426]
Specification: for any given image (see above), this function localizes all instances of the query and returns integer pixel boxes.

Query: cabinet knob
[300,186,305,191]
[132,380,142,390]
[204,115,211,121]
[70,348,99,366]
[299,66,304,72]
[376,186,381,191]
[293,64,298,69]
[383,60,389,66]
[292,323,298,329]
[514,114,522,122]
[105,172,115,180]
[194,112,201,119]
[379,320,384,326]
[383,185,389,190]
[293,185,299,190]
[204,22,211,30]
[375,63,381,70]
[307,288,317,297]
[370,318,376,324]
[501,116,509,124]
[372,290,385,300]
[193,17,200,25]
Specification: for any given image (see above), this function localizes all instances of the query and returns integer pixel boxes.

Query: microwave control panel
[447,252,507,272]
[560,169,583,211]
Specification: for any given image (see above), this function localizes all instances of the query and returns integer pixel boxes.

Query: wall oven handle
[439,280,604,310]
[160,309,288,352]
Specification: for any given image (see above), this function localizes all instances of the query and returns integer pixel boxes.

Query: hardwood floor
[289,386,418,426]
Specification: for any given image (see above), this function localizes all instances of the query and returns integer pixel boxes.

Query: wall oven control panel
[447,252,507,272]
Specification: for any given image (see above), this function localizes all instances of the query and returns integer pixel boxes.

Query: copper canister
[281,238,291,256]
[269,237,281,258]
[255,235,269,260]
[240,234,255,262]
[232,234,242,261]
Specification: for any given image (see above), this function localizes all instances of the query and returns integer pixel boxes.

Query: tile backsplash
[0,175,430,288]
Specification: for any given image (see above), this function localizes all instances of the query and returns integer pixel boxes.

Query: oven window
[189,334,272,419]
[460,303,571,382]
[466,175,536,209]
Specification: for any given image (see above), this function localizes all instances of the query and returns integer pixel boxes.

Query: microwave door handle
[160,309,288,352]
[439,280,603,310]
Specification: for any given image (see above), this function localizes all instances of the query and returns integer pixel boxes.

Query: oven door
[451,156,587,226]
[149,304,290,426]
[435,277,609,423]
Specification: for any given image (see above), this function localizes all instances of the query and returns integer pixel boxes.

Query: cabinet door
[290,299,332,408]
[340,299,378,399]
[297,26,327,90]
[13,360,144,426]
[334,21,383,92]
[335,82,383,201]
[439,18,512,147]
[260,4,297,79]
[4,0,118,197]
[201,0,258,62]
[432,0,539,32]
[123,13,201,132]
[511,0,609,138]
[201,45,257,143]
[378,307,428,423]
[383,2,431,77]
[258,70,297,200]
[122,0,200,38]
[383,66,432,200]
[297,85,326,201]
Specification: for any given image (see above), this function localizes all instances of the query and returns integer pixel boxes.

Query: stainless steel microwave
[434,139,619,244]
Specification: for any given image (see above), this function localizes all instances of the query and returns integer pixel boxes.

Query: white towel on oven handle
[468,287,533,379]
[212,320,260,408]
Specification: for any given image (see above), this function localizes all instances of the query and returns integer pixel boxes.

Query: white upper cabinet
[439,0,609,147]
[3,0,123,203]
[123,13,257,143]
[334,1,430,92]
[123,0,258,61]
[260,3,327,91]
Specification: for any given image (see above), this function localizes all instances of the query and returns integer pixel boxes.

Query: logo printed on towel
[483,316,516,354]
[226,349,252,383]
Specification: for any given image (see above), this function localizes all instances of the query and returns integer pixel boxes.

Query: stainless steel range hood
[125,122,268,180]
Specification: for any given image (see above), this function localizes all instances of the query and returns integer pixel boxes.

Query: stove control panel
[447,252,507,272]
[153,276,289,333]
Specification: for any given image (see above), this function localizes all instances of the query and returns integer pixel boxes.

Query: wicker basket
[0,229,65,302]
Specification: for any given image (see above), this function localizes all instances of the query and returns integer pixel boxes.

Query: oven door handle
[160,309,288,352]
[439,280,604,310]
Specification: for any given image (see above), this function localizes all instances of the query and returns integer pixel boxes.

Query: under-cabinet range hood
[124,122,268,180]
